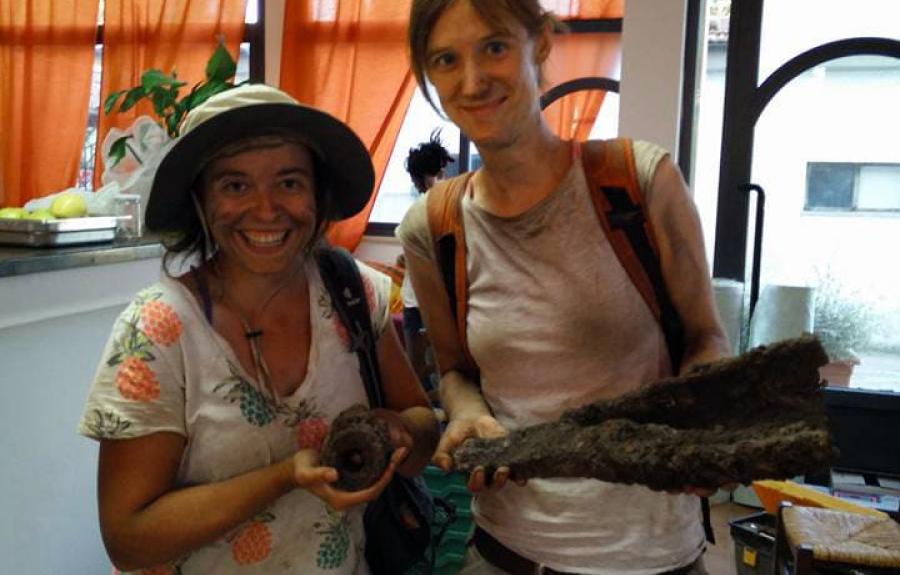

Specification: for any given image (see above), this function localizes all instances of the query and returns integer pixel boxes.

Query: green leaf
[109,136,132,164]
[140,69,177,93]
[149,87,171,117]
[189,79,228,109]
[165,112,181,137]
[103,90,125,115]
[119,86,147,113]
[205,39,237,83]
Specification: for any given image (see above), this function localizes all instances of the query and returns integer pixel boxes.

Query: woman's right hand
[432,414,511,492]
[292,447,408,511]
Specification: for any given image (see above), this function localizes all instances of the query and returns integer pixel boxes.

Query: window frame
[711,0,900,410]
[805,161,900,213]
[712,2,900,281]
[92,2,265,81]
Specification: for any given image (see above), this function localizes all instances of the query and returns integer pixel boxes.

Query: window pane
[750,51,900,393]
[587,92,619,140]
[858,164,900,210]
[244,0,258,24]
[235,42,250,83]
[369,90,460,224]
[693,0,730,264]
[806,163,855,210]
[77,44,103,190]
[759,0,900,82]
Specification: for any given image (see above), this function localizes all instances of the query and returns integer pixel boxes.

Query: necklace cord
[217,263,304,405]
[240,316,277,404]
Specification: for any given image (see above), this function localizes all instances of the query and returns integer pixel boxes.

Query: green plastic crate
[424,466,474,575]
[435,550,466,575]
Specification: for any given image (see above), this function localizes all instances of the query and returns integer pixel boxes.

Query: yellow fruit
[0,207,28,219]
[25,208,56,221]
[50,193,87,218]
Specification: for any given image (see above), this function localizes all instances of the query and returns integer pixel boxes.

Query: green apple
[0,207,28,219]
[25,208,56,221]
[50,192,88,219]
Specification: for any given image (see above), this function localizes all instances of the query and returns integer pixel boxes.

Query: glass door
[712,0,900,393]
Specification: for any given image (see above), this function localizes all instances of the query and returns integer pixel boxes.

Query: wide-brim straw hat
[147,83,374,231]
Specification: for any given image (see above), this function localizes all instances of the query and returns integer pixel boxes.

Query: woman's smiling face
[202,140,317,278]
[424,0,549,150]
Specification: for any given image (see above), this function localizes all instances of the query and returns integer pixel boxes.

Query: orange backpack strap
[581,138,685,374]
[426,173,479,376]
[583,138,708,542]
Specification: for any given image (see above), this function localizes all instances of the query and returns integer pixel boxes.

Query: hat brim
[146,103,374,232]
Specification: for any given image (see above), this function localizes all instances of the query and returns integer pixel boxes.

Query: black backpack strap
[701,495,715,544]
[599,185,685,375]
[315,246,384,408]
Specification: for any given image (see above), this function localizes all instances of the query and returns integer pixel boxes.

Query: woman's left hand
[292,447,408,510]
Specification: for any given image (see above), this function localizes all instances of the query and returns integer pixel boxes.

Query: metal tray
[0,216,119,247]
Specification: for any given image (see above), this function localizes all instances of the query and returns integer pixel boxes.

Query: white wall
[1,306,123,574]
[618,0,687,158]
[0,258,161,573]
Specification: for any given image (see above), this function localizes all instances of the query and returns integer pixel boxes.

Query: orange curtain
[96,0,247,187]
[280,0,414,251]
[543,31,622,141]
[541,0,625,141]
[0,0,99,207]
[543,0,624,19]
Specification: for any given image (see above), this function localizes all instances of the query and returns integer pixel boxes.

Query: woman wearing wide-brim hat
[78,84,438,574]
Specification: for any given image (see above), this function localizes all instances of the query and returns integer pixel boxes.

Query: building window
[806,162,900,212]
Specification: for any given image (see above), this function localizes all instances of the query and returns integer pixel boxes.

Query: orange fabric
[543,32,622,141]
[545,1,625,141]
[425,173,478,375]
[0,0,99,207]
[95,0,246,187]
[545,0,624,19]
[280,0,415,252]
[582,139,663,319]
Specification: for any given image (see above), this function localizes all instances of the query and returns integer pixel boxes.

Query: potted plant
[813,271,876,386]
[103,38,243,167]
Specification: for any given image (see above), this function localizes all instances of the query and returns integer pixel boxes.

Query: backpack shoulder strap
[582,139,713,544]
[581,138,685,374]
[315,246,384,407]
[424,148,686,375]
[426,173,479,376]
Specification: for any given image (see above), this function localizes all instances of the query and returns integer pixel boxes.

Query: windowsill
[0,234,164,278]
[802,209,900,218]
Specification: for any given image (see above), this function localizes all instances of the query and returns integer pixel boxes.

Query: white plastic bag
[101,115,171,210]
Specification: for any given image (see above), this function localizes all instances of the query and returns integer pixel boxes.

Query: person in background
[406,129,455,196]
[78,83,438,574]
[397,1,730,574]
[400,129,455,401]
